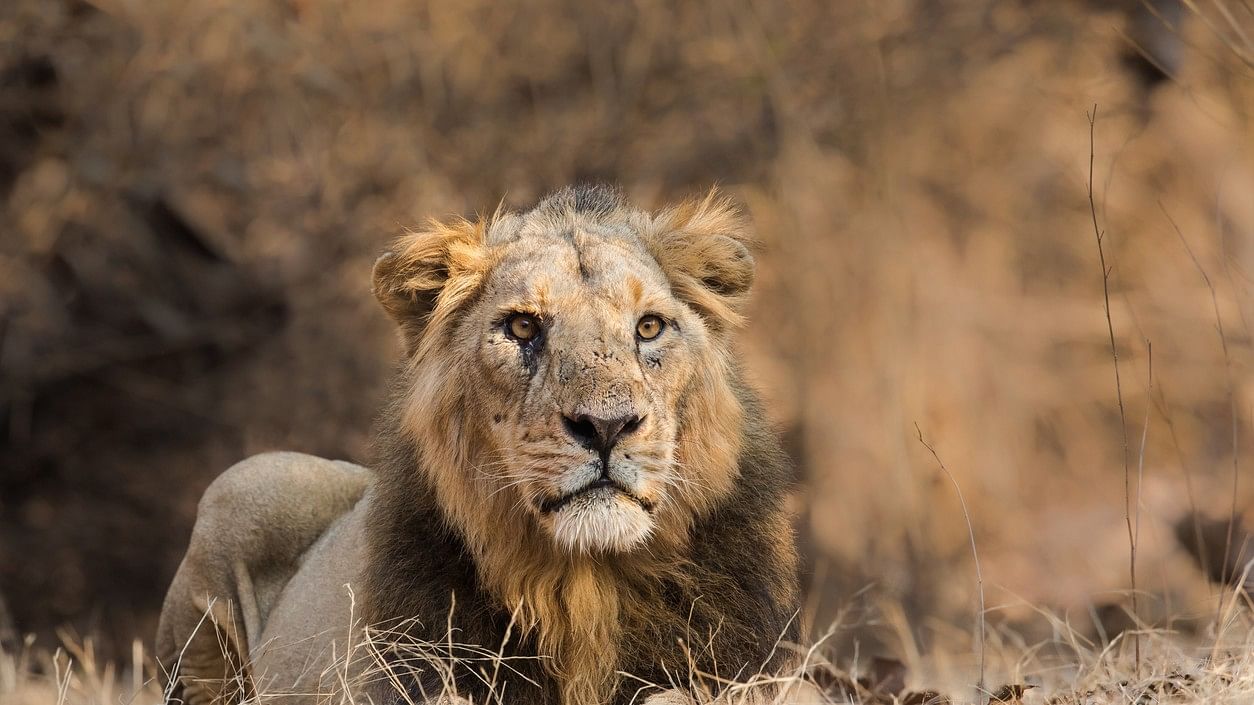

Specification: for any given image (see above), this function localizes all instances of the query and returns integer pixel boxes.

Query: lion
[156,185,801,705]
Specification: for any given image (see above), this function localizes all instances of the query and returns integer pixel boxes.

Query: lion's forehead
[485,227,672,313]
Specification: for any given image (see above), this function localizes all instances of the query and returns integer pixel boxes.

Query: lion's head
[372,185,755,555]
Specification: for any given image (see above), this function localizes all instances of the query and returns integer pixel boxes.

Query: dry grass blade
[914,423,986,702]
[1134,340,1151,624]
[1086,104,1139,678]
[1158,202,1243,627]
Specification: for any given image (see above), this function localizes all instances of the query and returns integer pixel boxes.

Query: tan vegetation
[2,0,1253,702]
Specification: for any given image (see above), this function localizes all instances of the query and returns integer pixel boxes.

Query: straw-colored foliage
[2,0,1253,702]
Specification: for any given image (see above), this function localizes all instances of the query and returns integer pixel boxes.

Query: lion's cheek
[475,336,533,394]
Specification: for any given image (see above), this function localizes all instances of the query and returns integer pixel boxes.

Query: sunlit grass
[4,601,1251,705]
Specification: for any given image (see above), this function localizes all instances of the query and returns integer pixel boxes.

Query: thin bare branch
[1087,105,1139,676]
[914,423,985,700]
[1159,201,1242,627]
[1134,341,1153,637]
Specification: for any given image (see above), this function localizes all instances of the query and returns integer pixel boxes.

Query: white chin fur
[548,493,654,553]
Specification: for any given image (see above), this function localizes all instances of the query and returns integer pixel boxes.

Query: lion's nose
[562,413,642,452]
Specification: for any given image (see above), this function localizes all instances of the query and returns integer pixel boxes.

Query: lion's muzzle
[538,476,656,515]
[560,412,643,453]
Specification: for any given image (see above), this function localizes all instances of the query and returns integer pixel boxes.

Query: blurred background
[1,0,1252,672]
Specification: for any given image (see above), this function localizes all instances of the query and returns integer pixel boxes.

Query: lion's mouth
[538,478,655,514]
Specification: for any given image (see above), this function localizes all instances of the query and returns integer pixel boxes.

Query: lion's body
[157,186,801,705]
[156,453,371,705]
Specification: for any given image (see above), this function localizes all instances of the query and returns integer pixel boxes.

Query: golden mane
[364,186,798,705]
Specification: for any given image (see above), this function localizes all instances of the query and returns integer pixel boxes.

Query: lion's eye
[506,314,540,341]
[636,315,665,341]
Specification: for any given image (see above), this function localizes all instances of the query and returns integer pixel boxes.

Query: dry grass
[3,603,1254,704]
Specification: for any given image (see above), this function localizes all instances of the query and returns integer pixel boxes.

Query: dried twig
[1159,201,1242,626]
[914,423,985,700]
[1153,384,1210,583]
[1135,341,1152,610]
[1087,105,1138,675]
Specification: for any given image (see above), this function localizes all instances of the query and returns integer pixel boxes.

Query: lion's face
[462,222,711,552]
[374,186,755,555]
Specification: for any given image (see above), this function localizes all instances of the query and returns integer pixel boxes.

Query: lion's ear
[372,217,489,353]
[647,191,756,329]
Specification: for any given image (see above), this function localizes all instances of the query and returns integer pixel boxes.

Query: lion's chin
[546,489,655,554]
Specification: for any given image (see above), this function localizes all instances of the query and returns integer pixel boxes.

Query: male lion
[157,185,801,705]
